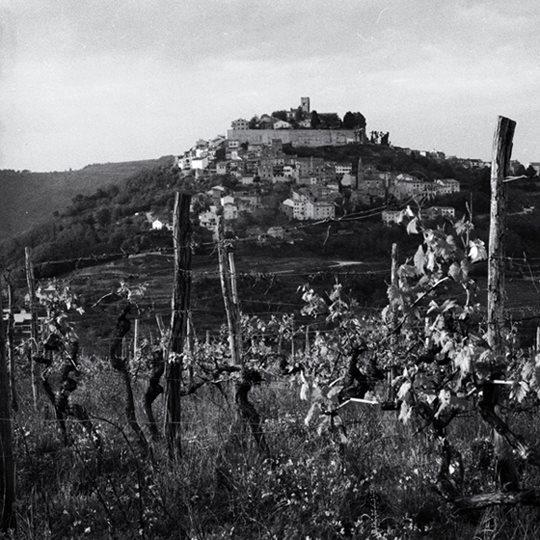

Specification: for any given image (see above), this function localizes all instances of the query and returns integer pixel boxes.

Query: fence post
[485,115,518,490]
[24,247,38,410]
[6,283,18,411]
[388,243,399,393]
[227,250,243,364]
[487,117,515,349]
[0,288,16,533]
[165,192,192,457]
[133,318,139,361]
[216,216,240,366]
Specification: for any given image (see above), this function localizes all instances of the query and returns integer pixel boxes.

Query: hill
[0,156,174,239]
[2,142,540,281]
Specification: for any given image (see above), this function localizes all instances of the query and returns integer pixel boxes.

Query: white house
[152,219,164,231]
[391,175,434,199]
[273,120,292,129]
[306,200,335,220]
[191,156,208,170]
[421,206,456,219]
[231,118,249,130]
[341,173,355,187]
[434,178,460,195]
[240,175,255,185]
[220,195,235,206]
[382,210,404,225]
[222,203,238,221]
[199,207,218,231]
[216,161,228,175]
[210,185,226,197]
[335,163,353,176]
[281,198,295,219]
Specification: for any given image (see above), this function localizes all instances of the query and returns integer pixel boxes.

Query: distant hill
[2,142,540,282]
[0,156,174,239]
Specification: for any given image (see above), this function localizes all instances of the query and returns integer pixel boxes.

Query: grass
[8,361,540,539]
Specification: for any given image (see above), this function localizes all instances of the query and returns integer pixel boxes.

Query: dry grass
[8,364,540,539]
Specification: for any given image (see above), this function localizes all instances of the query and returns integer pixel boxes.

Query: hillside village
[170,97,491,240]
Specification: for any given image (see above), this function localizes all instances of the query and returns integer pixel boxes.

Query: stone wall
[227,129,360,147]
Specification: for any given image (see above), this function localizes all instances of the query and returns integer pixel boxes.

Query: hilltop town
[169,97,503,241]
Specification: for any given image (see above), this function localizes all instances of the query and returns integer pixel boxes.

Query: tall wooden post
[390,243,399,287]
[0,290,16,532]
[487,117,515,350]
[164,192,192,457]
[133,318,139,361]
[227,250,242,364]
[6,284,18,411]
[24,247,38,410]
[485,115,518,490]
[216,217,240,366]
[215,220,269,457]
[389,243,399,388]
[290,319,295,360]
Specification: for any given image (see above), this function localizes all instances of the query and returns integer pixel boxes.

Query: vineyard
[3,117,540,539]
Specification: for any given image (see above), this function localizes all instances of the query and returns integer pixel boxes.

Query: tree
[342,111,356,129]
[272,110,288,122]
[95,207,111,227]
[248,116,259,129]
[513,163,527,177]
[353,112,367,129]
[310,110,321,129]
[526,165,538,178]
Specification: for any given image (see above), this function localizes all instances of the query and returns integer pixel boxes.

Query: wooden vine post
[216,216,240,366]
[484,115,519,490]
[227,250,243,363]
[164,192,192,457]
[215,215,269,457]
[487,116,515,350]
[24,247,39,410]
[6,283,18,411]
[388,242,399,390]
[0,289,16,533]
[133,318,139,361]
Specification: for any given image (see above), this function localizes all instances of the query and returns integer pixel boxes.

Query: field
[5,239,540,538]
[60,253,391,354]
[51,252,540,355]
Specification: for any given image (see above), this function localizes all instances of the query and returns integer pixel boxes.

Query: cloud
[0,0,538,170]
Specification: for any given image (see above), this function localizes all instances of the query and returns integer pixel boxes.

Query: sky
[0,0,538,171]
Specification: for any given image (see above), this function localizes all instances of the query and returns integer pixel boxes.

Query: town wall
[227,129,360,147]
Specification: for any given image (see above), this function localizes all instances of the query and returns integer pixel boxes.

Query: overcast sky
[0,0,538,171]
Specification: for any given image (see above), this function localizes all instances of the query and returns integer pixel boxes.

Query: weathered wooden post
[215,216,269,457]
[484,115,519,490]
[24,247,38,410]
[487,116,515,349]
[388,243,399,396]
[6,283,18,411]
[133,318,139,361]
[165,191,192,457]
[216,216,240,366]
[0,290,16,533]
[227,250,243,364]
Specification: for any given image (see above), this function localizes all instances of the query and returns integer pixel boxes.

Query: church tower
[300,97,310,114]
